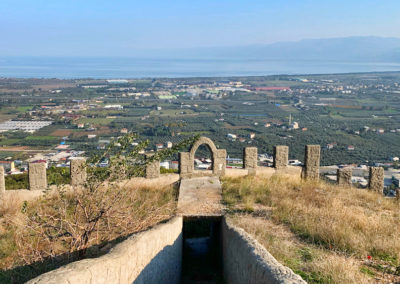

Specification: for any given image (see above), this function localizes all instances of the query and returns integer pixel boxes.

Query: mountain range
[139,36,400,62]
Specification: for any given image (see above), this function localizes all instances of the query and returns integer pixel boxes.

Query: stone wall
[179,152,192,177]
[273,145,288,170]
[337,167,352,186]
[70,158,87,187]
[145,153,160,179]
[28,162,47,191]
[302,145,320,181]
[28,217,183,284]
[214,149,227,176]
[243,147,257,175]
[222,217,306,284]
[369,167,384,193]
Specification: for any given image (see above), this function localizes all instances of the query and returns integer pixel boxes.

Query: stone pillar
[273,145,288,170]
[302,145,320,181]
[70,157,87,187]
[337,167,352,186]
[179,152,192,178]
[145,153,160,179]
[0,166,5,197]
[368,167,384,193]
[243,147,257,175]
[214,149,227,176]
[29,162,47,191]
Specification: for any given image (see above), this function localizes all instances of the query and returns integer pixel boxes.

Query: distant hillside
[143,36,400,62]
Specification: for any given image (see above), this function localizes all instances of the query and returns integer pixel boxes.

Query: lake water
[1,56,400,78]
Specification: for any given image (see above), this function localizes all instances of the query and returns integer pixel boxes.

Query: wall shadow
[132,233,182,284]
[181,218,224,284]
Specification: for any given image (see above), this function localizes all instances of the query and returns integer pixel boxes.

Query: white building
[166,141,173,148]
[227,133,237,140]
[104,104,123,110]
[160,161,170,169]
[0,120,52,133]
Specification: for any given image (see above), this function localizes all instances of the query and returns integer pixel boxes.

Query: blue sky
[1,0,400,56]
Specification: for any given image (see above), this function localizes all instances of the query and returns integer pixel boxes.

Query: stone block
[70,157,87,187]
[0,166,5,196]
[337,167,352,186]
[302,145,320,181]
[29,162,47,191]
[145,154,160,179]
[273,145,288,170]
[214,149,227,176]
[243,147,258,169]
[179,152,192,177]
[368,167,384,193]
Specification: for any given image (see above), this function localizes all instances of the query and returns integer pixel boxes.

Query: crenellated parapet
[70,157,87,187]
[243,147,257,175]
[368,166,384,193]
[337,167,352,186]
[273,145,289,170]
[302,145,321,181]
[0,138,390,198]
[28,162,47,191]
[145,153,161,179]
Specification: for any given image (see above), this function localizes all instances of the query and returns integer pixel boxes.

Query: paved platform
[177,176,224,218]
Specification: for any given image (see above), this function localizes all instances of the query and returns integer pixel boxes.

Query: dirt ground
[51,129,73,137]
[223,122,250,130]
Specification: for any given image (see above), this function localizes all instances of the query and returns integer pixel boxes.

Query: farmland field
[0,73,399,165]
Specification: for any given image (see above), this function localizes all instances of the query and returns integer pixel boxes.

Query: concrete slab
[178,176,224,218]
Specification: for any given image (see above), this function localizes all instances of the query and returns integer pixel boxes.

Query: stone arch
[189,137,218,160]
[179,137,226,179]
[190,137,217,174]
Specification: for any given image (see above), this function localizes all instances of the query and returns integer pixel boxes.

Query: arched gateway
[179,137,226,179]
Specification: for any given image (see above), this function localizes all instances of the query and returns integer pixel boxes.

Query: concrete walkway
[177,176,224,218]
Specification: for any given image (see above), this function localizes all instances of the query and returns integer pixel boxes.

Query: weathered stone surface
[222,217,306,284]
[0,166,5,196]
[70,158,87,187]
[273,145,288,170]
[214,149,227,176]
[179,152,192,177]
[28,162,47,191]
[302,145,320,181]
[27,217,183,284]
[369,167,384,193]
[177,176,223,217]
[180,136,226,179]
[337,167,352,186]
[243,147,258,175]
[145,153,160,179]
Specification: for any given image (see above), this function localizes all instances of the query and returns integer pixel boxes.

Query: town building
[166,141,173,148]
[227,133,237,140]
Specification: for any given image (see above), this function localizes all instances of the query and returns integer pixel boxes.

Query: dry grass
[0,179,178,274]
[222,174,400,283]
[0,195,27,271]
[231,216,370,283]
